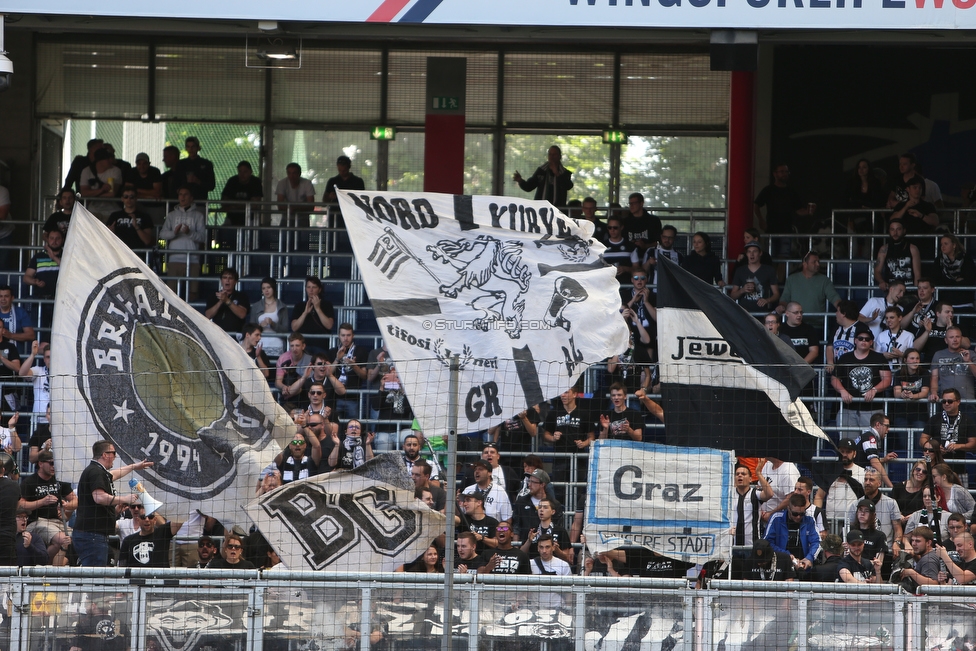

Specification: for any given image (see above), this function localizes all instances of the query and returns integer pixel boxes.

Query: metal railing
[2,567,973,651]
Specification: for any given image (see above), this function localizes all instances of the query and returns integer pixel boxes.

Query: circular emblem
[78,269,273,499]
[95,617,120,640]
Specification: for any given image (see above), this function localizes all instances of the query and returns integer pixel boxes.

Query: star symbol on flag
[114,401,134,423]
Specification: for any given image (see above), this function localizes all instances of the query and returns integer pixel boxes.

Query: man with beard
[845,468,904,552]
[839,530,883,584]
[193,536,217,568]
[20,450,75,562]
[897,526,941,587]
[875,218,921,292]
[478,521,530,574]
[461,459,513,523]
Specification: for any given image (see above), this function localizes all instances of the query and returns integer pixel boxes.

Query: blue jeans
[73,530,110,567]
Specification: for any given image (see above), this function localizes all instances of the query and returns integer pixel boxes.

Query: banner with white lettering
[50,204,293,528]
[5,0,973,30]
[583,440,734,563]
[336,190,629,437]
[246,453,445,572]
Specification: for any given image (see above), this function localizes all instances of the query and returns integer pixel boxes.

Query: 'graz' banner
[583,440,734,563]
[50,204,293,528]
[246,453,445,572]
[336,190,629,437]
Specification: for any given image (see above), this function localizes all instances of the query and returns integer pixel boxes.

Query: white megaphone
[129,478,165,515]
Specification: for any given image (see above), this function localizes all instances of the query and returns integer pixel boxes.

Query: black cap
[752,539,773,564]
[837,438,857,451]
[856,498,876,513]
[460,491,485,502]
[471,459,491,471]
[846,530,865,544]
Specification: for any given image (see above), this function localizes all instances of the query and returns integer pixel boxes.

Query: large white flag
[336,190,630,435]
[50,204,293,527]
[245,453,445,572]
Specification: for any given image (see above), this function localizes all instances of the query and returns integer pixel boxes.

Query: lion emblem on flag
[427,234,532,339]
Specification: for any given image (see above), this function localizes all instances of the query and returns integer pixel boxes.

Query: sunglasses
[855,336,873,342]
[788,511,806,518]
[495,526,511,532]
[632,276,646,281]
[309,390,325,395]
[290,440,306,446]
[225,544,243,550]
[941,399,958,404]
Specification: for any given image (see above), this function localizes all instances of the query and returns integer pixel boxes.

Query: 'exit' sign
[602,130,629,144]
[369,126,396,141]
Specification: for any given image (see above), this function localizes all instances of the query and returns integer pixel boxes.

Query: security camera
[0,53,12,92]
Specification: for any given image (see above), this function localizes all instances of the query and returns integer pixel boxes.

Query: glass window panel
[619,54,729,128]
[272,49,382,124]
[155,45,265,122]
[620,136,728,209]
[388,132,426,193]
[271,129,378,200]
[36,42,149,119]
[504,53,614,126]
[464,133,494,195]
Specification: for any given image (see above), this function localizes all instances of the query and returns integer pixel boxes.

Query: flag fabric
[245,453,445,572]
[50,203,293,528]
[336,190,630,436]
[583,440,734,563]
[656,257,832,463]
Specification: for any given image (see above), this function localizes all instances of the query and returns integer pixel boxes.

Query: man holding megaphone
[73,440,153,567]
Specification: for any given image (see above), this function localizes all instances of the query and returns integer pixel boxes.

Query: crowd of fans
[1,141,975,588]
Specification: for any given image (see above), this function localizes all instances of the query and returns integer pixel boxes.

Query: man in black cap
[839,530,883,583]
[460,458,513,523]
[457,491,498,555]
[732,539,796,581]
[323,155,366,203]
[831,327,891,430]
[811,534,846,582]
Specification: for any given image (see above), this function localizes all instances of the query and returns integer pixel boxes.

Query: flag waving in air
[337,190,630,436]
[656,256,832,464]
[50,204,293,528]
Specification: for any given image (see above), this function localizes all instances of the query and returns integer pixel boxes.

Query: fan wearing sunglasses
[920,387,976,485]
[273,425,322,484]
[831,328,892,430]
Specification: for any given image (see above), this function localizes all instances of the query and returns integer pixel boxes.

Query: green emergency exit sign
[602,130,629,144]
[432,96,460,110]
[369,126,397,141]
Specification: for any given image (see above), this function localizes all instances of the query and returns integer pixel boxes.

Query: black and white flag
[50,204,293,528]
[656,257,831,462]
[246,453,445,572]
[337,190,630,436]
